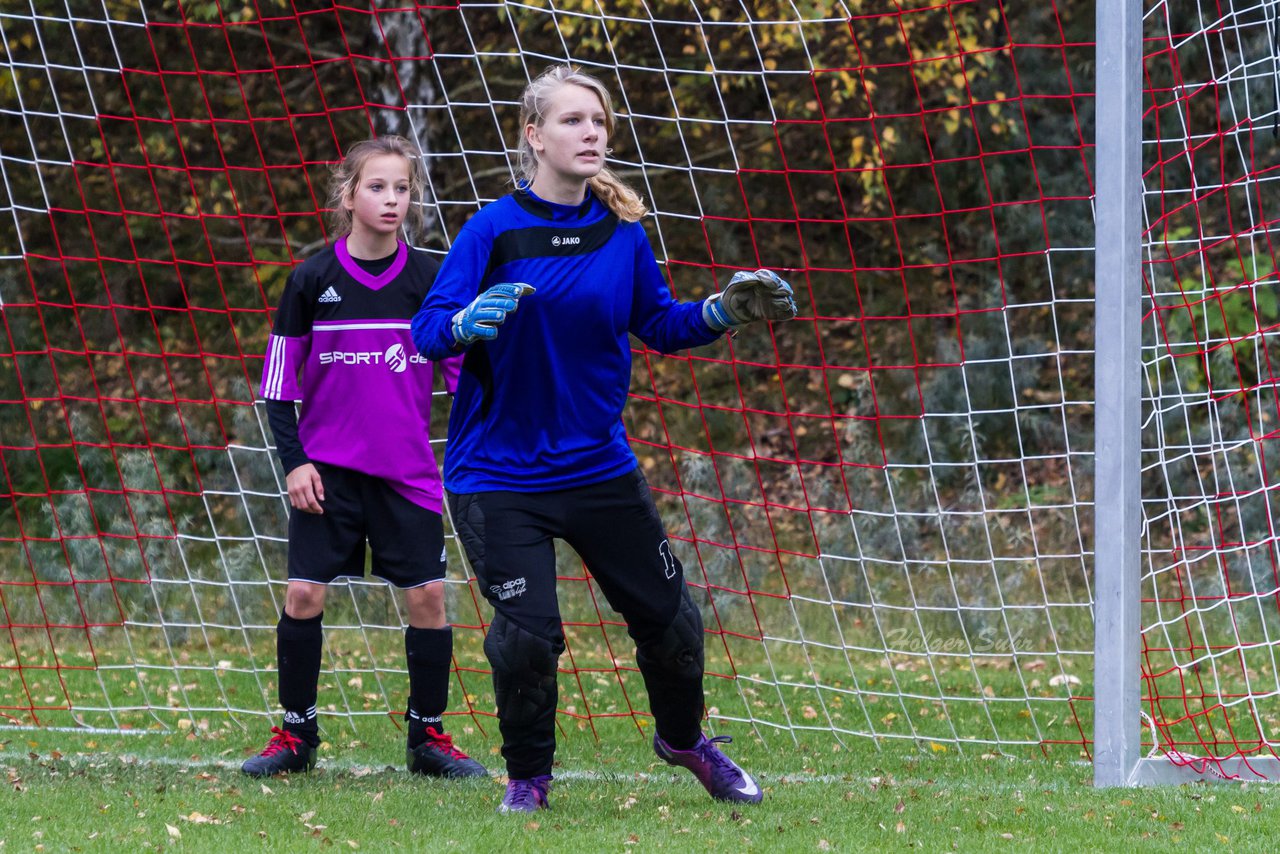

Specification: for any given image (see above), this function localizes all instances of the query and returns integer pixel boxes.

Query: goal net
[2,1,1107,757]
[1136,0,1280,779]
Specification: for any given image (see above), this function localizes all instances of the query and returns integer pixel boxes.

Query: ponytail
[588,168,646,223]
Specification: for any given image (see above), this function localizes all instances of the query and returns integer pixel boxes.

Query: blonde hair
[517,65,647,223]
[327,135,426,239]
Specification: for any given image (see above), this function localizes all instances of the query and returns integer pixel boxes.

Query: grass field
[2,502,1268,850]
[5,715,1280,853]
[8,572,1275,851]
[16,597,1274,852]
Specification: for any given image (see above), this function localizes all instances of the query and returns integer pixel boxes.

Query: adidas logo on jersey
[318,286,342,303]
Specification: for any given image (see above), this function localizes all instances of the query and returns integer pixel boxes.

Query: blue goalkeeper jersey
[412,188,722,493]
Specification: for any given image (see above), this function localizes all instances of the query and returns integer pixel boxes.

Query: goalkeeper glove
[451,282,536,347]
[702,269,798,333]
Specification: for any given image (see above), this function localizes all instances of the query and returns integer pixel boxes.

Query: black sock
[405,625,453,747]
[277,610,323,747]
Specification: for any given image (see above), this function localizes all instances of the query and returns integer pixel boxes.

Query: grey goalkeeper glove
[702,269,798,333]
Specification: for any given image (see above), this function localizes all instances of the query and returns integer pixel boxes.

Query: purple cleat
[654,733,763,804]
[497,774,553,813]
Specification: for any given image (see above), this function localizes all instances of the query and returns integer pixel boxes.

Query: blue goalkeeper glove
[451,283,536,347]
[702,269,798,333]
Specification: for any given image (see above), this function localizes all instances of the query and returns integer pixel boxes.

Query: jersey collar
[335,237,408,291]
[513,186,596,220]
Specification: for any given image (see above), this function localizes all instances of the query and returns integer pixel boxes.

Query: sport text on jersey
[317,343,429,373]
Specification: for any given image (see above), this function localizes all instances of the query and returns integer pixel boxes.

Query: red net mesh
[1140,2,1280,773]
[0,2,1106,759]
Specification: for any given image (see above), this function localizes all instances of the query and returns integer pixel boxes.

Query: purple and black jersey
[260,237,459,512]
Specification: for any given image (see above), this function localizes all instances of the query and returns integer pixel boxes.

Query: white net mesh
[0,2,1104,757]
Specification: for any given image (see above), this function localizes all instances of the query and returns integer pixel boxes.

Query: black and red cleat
[241,726,316,777]
[407,727,487,778]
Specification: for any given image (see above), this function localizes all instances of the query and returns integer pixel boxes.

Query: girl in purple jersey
[245,136,484,780]
[412,67,797,812]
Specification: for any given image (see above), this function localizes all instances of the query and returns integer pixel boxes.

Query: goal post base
[1102,756,1280,787]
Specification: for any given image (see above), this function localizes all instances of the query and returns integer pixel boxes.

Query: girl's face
[526,84,608,187]
[344,153,411,238]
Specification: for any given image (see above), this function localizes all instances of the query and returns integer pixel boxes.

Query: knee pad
[636,587,704,681]
[484,612,564,726]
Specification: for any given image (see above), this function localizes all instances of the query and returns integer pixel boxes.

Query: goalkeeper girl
[246,135,485,780]
[411,65,796,812]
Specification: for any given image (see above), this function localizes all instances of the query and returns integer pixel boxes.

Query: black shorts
[448,468,687,641]
[288,462,446,589]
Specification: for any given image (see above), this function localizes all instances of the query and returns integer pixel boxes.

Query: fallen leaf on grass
[165,823,181,839]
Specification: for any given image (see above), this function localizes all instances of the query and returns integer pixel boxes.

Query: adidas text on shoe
[241,726,316,777]
[497,774,553,813]
[407,727,487,778]
[654,733,763,803]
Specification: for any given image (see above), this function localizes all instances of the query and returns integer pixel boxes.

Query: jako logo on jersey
[318,348,429,370]
[490,577,527,601]
[551,235,580,247]
[318,286,342,303]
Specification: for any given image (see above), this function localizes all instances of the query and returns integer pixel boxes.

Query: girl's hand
[286,463,325,514]
[451,283,537,346]
[703,269,798,332]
